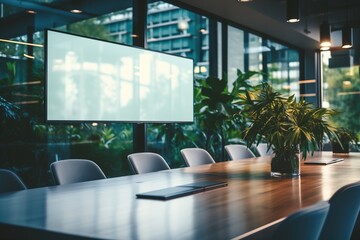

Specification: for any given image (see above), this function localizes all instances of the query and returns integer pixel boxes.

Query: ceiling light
[68,1,83,14]
[238,0,253,2]
[320,46,330,51]
[320,21,331,47]
[26,10,37,14]
[70,9,82,14]
[342,25,352,49]
[286,0,300,23]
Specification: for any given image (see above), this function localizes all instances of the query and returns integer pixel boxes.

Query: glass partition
[228,26,300,96]
[322,50,360,147]
[0,0,302,187]
[145,1,210,167]
[0,3,134,187]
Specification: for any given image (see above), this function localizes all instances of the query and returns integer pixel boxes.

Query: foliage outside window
[322,51,360,140]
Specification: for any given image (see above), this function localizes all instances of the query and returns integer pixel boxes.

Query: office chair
[127,152,170,174]
[50,159,106,185]
[0,169,27,194]
[351,213,360,240]
[319,181,360,240]
[256,143,274,156]
[270,201,330,240]
[180,148,215,167]
[224,144,256,160]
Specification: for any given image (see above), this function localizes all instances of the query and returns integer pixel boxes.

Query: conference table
[0,152,359,240]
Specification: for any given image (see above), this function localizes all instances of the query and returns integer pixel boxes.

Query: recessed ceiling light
[70,9,83,14]
[26,10,37,14]
[238,0,253,2]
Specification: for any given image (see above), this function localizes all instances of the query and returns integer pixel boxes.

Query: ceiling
[1,0,360,54]
[244,0,360,47]
[178,0,360,67]
[0,0,132,39]
[180,0,360,48]
[248,0,360,31]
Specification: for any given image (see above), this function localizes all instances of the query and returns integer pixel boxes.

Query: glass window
[248,33,263,74]
[146,1,210,168]
[202,34,209,46]
[171,9,180,20]
[227,25,300,96]
[162,26,170,37]
[202,50,209,62]
[147,1,209,77]
[228,26,245,86]
[0,0,304,188]
[182,39,190,48]
[153,27,160,38]
[322,51,360,138]
[161,40,170,51]
[172,39,181,49]
[171,25,178,35]
[152,13,160,24]
[217,22,223,79]
[109,24,118,33]
[120,23,126,31]
[148,42,159,51]
[161,11,170,22]
[0,2,134,188]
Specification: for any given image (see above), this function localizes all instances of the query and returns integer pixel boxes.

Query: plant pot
[331,141,349,154]
[271,149,300,177]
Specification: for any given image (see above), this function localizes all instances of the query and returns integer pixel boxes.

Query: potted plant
[194,69,262,160]
[239,83,338,177]
[331,128,358,154]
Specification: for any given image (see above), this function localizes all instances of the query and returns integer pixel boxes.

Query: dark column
[208,19,218,77]
[221,22,227,79]
[244,32,249,72]
[262,39,268,80]
[132,0,147,153]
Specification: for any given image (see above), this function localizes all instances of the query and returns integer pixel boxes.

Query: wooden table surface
[0,152,359,240]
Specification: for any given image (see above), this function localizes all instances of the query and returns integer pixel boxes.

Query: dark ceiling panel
[0,12,35,38]
[0,0,133,38]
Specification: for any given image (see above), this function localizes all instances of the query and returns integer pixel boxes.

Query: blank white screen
[46,30,194,122]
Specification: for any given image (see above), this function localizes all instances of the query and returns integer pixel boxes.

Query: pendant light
[320,21,331,47]
[342,9,352,49]
[342,25,353,49]
[69,2,83,14]
[287,0,300,23]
